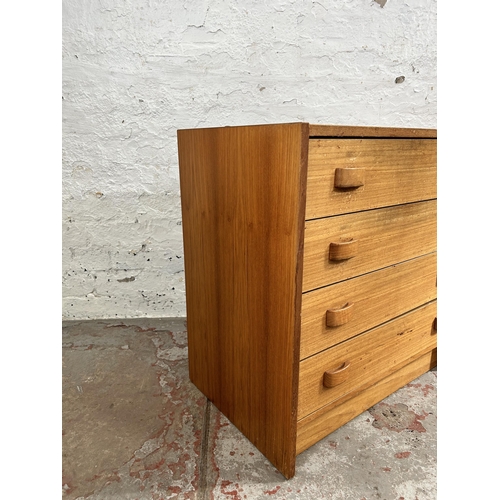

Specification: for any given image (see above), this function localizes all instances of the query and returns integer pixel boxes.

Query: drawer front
[296,348,437,455]
[305,139,437,220]
[297,301,437,420]
[302,200,436,292]
[300,253,437,359]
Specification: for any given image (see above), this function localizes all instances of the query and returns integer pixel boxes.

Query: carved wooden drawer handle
[432,317,437,334]
[329,238,358,261]
[326,302,354,327]
[323,361,351,388]
[334,168,365,188]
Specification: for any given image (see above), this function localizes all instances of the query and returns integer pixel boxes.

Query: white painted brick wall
[62,0,437,319]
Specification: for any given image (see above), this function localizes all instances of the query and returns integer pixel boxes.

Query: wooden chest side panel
[306,138,437,220]
[177,123,308,478]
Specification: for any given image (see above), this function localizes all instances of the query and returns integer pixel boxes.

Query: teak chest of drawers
[177,123,437,479]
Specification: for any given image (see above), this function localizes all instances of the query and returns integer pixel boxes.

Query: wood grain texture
[300,253,437,359]
[177,123,309,479]
[308,124,437,139]
[323,361,351,388]
[329,238,359,261]
[296,348,437,455]
[298,301,437,419]
[325,302,355,327]
[334,168,365,188]
[178,122,437,477]
[303,200,437,291]
[305,138,437,220]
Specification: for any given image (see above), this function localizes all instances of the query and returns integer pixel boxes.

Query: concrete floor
[62,318,437,500]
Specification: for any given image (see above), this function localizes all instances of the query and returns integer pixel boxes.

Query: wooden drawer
[302,200,436,292]
[301,252,437,359]
[297,301,437,420]
[296,348,437,455]
[305,138,437,220]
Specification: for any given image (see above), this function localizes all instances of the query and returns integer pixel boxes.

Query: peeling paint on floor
[62,318,436,499]
[369,403,429,433]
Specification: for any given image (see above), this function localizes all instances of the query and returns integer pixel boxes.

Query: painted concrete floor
[62,318,437,500]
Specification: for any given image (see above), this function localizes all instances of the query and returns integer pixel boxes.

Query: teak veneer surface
[178,123,308,479]
[298,301,437,419]
[296,349,437,454]
[302,200,437,291]
[306,139,437,220]
[300,253,437,359]
[308,124,437,139]
[177,122,437,479]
